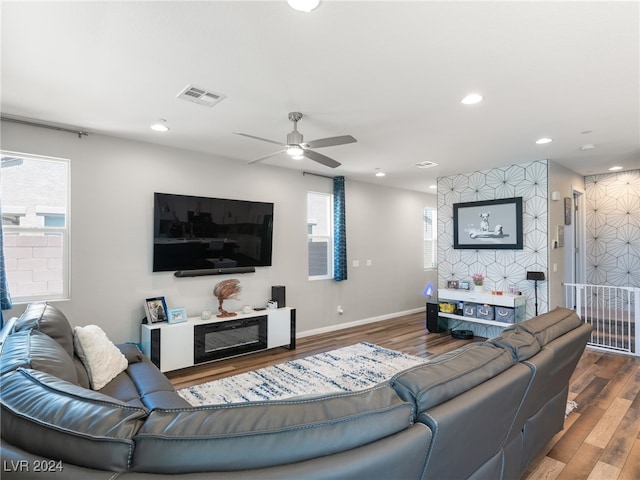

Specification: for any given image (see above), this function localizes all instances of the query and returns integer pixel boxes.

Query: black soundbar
[174,267,256,277]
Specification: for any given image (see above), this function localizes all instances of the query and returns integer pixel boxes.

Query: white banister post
[575,284,583,320]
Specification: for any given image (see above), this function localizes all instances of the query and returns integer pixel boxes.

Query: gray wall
[2,121,436,343]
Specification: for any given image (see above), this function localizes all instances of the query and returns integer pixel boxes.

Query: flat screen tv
[153,192,273,272]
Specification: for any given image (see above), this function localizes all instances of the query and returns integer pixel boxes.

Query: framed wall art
[453,197,523,250]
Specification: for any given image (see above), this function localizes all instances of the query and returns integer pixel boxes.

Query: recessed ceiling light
[414,161,438,169]
[150,119,169,132]
[374,169,386,177]
[609,166,623,171]
[461,94,483,105]
[535,137,552,145]
[287,0,321,12]
[580,144,596,151]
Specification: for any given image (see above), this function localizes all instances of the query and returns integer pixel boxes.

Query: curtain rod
[302,171,336,180]
[1,116,89,138]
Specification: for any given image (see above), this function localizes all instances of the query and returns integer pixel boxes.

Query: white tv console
[141,307,296,372]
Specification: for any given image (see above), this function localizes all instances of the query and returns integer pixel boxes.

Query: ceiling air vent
[414,161,439,169]
[177,85,227,108]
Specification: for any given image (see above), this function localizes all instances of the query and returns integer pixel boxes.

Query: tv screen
[153,192,273,272]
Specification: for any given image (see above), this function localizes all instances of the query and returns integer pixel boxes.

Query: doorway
[563,188,586,308]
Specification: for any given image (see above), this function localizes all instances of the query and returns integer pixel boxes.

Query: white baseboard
[297,307,425,339]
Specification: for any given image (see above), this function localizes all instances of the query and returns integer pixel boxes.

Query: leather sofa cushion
[515,307,583,347]
[0,368,148,472]
[97,351,187,409]
[73,355,91,389]
[0,330,78,384]
[98,371,147,408]
[391,344,514,412]
[485,328,541,362]
[141,390,192,410]
[13,302,75,358]
[132,384,414,473]
[1,330,32,376]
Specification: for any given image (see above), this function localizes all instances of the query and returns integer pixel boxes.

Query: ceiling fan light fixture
[287,0,321,12]
[286,145,304,156]
[536,137,553,144]
[291,155,305,160]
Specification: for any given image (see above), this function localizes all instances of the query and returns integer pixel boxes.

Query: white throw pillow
[73,325,128,390]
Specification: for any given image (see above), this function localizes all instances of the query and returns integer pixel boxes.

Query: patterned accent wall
[437,160,549,337]
[584,169,640,288]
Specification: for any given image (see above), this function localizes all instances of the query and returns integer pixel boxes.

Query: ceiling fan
[234,112,356,168]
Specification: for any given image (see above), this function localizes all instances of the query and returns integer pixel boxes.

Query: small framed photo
[168,307,188,324]
[145,297,168,324]
[459,281,470,290]
[447,280,459,289]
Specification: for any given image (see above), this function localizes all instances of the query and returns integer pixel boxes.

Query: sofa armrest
[117,343,143,364]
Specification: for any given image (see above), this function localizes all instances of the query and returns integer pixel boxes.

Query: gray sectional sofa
[0,302,590,479]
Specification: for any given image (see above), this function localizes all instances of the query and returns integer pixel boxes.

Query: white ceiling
[2,1,639,193]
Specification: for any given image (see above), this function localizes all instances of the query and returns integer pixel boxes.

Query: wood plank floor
[167,312,640,480]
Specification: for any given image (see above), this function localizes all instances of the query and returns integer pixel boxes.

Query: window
[424,207,437,269]
[1,152,70,302]
[307,191,333,279]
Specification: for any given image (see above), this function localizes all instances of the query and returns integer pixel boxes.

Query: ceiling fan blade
[303,149,341,168]
[305,135,357,149]
[247,149,286,165]
[234,132,285,147]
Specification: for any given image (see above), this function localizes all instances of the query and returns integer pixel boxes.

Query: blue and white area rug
[178,342,427,406]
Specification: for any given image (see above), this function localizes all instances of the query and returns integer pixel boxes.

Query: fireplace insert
[194,316,267,364]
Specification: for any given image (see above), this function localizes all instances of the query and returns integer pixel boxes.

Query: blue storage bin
[495,306,515,323]
[463,303,478,318]
[476,304,495,320]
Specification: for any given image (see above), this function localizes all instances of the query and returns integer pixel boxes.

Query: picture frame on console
[453,197,523,250]
[145,297,169,324]
[168,307,188,324]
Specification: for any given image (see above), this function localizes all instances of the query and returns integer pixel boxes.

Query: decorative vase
[474,285,483,293]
